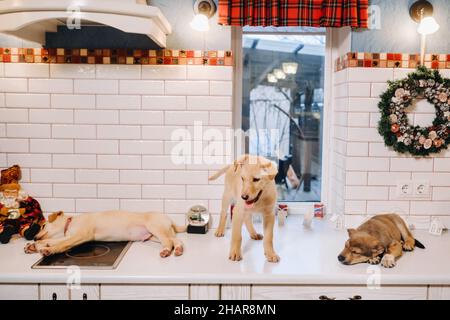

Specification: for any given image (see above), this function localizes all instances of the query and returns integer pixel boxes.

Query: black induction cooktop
[31,241,131,270]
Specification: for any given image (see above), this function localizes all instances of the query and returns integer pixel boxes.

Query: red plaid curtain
[218,0,369,28]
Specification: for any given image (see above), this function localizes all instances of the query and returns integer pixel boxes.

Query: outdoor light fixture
[409,0,440,65]
[267,73,278,83]
[273,68,287,80]
[282,62,299,75]
[190,0,216,32]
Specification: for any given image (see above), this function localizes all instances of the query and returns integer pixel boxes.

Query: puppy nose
[338,255,345,262]
[241,195,249,201]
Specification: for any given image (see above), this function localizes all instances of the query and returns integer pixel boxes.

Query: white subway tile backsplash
[368,172,411,186]
[187,96,232,111]
[29,109,73,124]
[0,109,29,123]
[142,185,185,199]
[142,65,186,80]
[119,140,163,155]
[50,64,95,79]
[119,199,164,212]
[75,169,118,183]
[348,98,379,112]
[142,126,181,140]
[209,111,232,126]
[119,170,163,184]
[96,65,141,79]
[76,199,119,213]
[30,139,73,154]
[432,188,450,201]
[366,201,410,215]
[0,154,5,167]
[347,127,382,142]
[52,124,96,139]
[0,63,4,77]
[348,68,393,82]
[142,155,185,170]
[31,169,75,183]
[119,111,164,125]
[51,94,95,109]
[0,78,28,93]
[210,81,232,96]
[21,183,53,198]
[347,113,370,127]
[434,158,450,172]
[164,199,208,214]
[74,80,118,94]
[187,66,232,80]
[165,111,208,125]
[38,198,75,213]
[390,158,433,172]
[164,170,208,185]
[344,200,366,214]
[119,80,164,95]
[412,173,450,186]
[346,172,367,185]
[346,157,390,171]
[53,154,96,169]
[369,142,397,157]
[53,184,97,198]
[346,142,368,156]
[348,83,371,97]
[97,125,140,139]
[165,81,209,95]
[29,79,73,93]
[75,110,119,124]
[7,154,51,168]
[4,63,49,78]
[96,95,141,109]
[0,138,29,152]
[7,124,50,138]
[345,186,389,200]
[187,185,223,199]
[97,155,141,169]
[75,140,118,154]
[410,201,450,216]
[142,96,186,110]
[98,185,141,199]
[5,93,50,108]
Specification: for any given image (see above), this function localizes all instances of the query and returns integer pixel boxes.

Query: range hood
[0,0,172,48]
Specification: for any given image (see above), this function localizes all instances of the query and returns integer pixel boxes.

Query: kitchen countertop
[0,217,449,286]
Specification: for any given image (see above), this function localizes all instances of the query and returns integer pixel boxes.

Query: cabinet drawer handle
[83,293,87,300]
[349,295,362,300]
[52,293,57,300]
[319,295,336,300]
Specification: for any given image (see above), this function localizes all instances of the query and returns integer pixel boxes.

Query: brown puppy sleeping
[338,214,425,268]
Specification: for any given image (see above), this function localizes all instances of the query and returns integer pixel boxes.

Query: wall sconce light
[190,0,217,32]
[409,0,440,65]
[267,73,278,83]
[273,68,286,80]
[282,62,299,75]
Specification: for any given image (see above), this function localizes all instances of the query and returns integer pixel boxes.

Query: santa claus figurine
[0,165,45,244]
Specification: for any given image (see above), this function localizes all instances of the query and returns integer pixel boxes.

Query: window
[241,27,326,202]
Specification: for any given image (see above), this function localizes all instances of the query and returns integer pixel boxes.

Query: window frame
[231,27,333,214]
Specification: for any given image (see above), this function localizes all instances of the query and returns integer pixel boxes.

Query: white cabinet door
[252,285,427,300]
[70,285,100,300]
[190,285,220,300]
[0,284,39,300]
[40,284,70,300]
[221,285,251,300]
[428,286,450,300]
[101,285,189,300]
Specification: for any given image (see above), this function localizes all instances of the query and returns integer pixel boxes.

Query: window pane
[242,34,325,202]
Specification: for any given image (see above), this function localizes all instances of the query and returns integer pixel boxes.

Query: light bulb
[267,73,278,83]
[273,69,286,80]
[417,17,440,35]
[282,62,299,75]
[190,14,210,32]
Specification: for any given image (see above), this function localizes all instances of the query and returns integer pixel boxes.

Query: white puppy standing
[24,211,186,258]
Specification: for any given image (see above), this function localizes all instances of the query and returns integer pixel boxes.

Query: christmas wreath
[378,66,450,156]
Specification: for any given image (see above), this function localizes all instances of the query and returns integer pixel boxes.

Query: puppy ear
[347,228,356,237]
[261,161,278,180]
[48,211,64,223]
[233,160,241,173]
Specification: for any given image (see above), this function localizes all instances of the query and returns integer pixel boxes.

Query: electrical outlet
[396,180,430,199]
[413,180,430,198]
[396,180,413,198]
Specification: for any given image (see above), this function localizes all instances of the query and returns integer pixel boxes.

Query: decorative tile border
[336,52,450,71]
[0,48,233,66]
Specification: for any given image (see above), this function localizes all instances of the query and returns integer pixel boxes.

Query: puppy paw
[265,251,280,263]
[174,245,183,256]
[24,243,37,254]
[381,254,396,268]
[403,239,415,252]
[250,233,264,240]
[215,229,225,237]
[368,256,381,265]
[229,248,242,261]
[39,247,53,257]
[159,248,171,258]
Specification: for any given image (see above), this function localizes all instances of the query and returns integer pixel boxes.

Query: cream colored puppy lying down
[24,211,187,258]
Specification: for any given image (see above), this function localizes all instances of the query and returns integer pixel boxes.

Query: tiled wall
[0,63,233,226]
[332,67,450,230]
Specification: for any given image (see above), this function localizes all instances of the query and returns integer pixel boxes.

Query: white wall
[0,63,233,226]
[331,67,450,230]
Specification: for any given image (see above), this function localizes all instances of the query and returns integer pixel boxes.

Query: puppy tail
[208,165,230,181]
[415,239,425,249]
[172,223,187,233]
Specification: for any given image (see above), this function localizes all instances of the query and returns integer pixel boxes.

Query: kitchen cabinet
[100,284,189,300]
[0,284,39,300]
[40,284,70,300]
[71,285,100,300]
[221,285,251,300]
[428,286,450,300]
[252,285,428,300]
[190,285,220,300]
